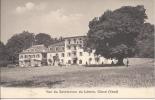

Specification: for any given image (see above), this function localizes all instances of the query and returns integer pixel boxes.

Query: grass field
[1,58,154,88]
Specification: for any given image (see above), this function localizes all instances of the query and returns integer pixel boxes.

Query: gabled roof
[20,44,48,54]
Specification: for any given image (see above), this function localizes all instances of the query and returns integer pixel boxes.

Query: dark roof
[64,35,86,39]
[48,41,65,47]
[20,44,48,54]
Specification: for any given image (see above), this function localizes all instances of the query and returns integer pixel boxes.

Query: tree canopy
[35,33,53,47]
[3,31,62,65]
[86,5,150,65]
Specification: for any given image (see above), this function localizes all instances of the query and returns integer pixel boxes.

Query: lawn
[0,58,154,88]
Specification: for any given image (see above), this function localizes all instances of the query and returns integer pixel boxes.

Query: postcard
[0,0,155,99]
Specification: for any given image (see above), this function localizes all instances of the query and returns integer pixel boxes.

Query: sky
[1,0,154,44]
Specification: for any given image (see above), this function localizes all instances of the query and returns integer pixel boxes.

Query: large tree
[6,31,35,63]
[86,5,148,65]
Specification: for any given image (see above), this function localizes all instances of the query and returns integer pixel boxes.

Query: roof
[19,35,87,54]
[64,35,86,39]
[20,44,48,54]
[48,41,65,47]
[48,35,86,47]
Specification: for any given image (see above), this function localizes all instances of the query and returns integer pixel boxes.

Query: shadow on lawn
[1,80,65,88]
[84,64,127,67]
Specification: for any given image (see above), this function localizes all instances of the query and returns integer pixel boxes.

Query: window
[67,46,71,50]
[56,53,58,57]
[80,52,83,56]
[55,47,58,51]
[62,47,65,50]
[36,54,40,58]
[32,55,34,58]
[68,39,71,44]
[61,59,64,63]
[73,52,76,56]
[89,58,92,62]
[68,60,71,64]
[95,57,100,62]
[79,45,82,48]
[32,49,35,52]
[79,60,82,64]
[28,55,31,58]
[20,55,23,59]
[74,46,76,50]
[25,55,27,58]
[68,52,71,57]
[74,39,76,43]
[62,53,65,57]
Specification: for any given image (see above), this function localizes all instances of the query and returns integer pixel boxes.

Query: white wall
[47,37,117,66]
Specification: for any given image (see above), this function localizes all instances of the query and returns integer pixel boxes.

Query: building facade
[47,36,115,66]
[19,36,116,67]
[19,45,47,67]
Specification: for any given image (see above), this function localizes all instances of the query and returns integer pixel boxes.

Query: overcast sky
[1,0,154,44]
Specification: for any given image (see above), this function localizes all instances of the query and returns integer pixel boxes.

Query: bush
[0,60,10,67]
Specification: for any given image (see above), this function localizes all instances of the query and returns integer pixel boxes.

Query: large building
[19,36,115,67]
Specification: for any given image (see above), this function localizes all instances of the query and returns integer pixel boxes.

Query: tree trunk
[117,57,124,65]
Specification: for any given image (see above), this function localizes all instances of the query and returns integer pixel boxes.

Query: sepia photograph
[0,0,155,99]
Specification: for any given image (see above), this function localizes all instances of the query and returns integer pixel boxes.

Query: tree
[35,33,53,47]
[86,5,148,65]
[6,31,35,64]
[0,41,9,66]
[0,41,6,60]
[135,23,154,58]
